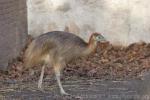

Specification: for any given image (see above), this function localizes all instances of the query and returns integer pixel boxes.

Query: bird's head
[85,32,107,55]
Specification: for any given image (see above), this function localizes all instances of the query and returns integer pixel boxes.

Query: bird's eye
[95,35,106,41]
[98,36,102,39]
[96,36,101,40]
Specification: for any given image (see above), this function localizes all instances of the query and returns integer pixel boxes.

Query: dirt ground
[0,37,150,100]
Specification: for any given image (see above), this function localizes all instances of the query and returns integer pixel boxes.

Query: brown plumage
[24,31,106,95]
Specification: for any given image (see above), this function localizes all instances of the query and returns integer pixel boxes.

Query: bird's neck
[83,37,98,56]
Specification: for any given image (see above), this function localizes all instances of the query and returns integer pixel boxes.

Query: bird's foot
[61,90,82,99]
[38,84,41,88]
[37,85,44,92]
[61,90,70,96]
[62,94,83,100]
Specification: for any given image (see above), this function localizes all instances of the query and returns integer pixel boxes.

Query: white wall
[27,0,150,46]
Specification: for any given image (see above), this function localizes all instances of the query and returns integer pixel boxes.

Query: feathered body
[25,31,98,69]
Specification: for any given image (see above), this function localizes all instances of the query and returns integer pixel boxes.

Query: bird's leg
[54,65,69,95]
[38,65,45,90]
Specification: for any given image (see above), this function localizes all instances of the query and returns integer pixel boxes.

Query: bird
[24,31,106,95]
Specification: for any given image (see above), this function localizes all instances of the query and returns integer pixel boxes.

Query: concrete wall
[0,0,27,70]
[27,0,150,46]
